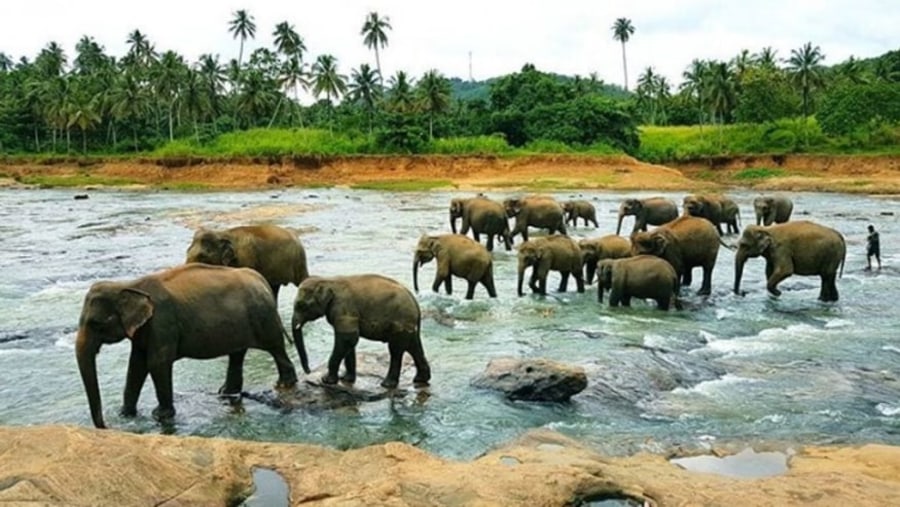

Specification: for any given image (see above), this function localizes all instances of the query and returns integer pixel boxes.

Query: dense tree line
[0,11,898,156]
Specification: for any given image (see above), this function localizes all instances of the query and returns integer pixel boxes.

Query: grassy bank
[637,119,900,163]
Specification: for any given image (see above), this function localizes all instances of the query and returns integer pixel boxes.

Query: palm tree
[680,59,709,128]
[229,9,257,69]
[730,49,754,84]
[110,72,149,151]
[786,42,825,120]
[153,50,187,141]
[197,54,227,126]
[0,52,12,72]
[348,63,382,133]
[361,12,392,83]
[273,22,305,59]
[611,18,635,91]
[755,47,778,71]
[278,56,309,126]
[387,71,415,113]
[417,69,451,140]
[705,61,736,145]
[311,54,347,131]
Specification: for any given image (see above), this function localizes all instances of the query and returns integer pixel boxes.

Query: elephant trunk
[412,255,421,292]
[292,320,311,374]
[734,248,749,295]
[598,282,605,303]
[616,208,626,236]
[449,213,458,234]
[75,328,105,429]
[517,260,526,297]
[585,257,597,285]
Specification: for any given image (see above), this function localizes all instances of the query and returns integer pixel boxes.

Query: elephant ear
[313,282,335,309]
[652,233,669,255]
[220,238,238,267]
[117,289,153,339]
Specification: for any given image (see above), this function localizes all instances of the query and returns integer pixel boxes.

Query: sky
[2,0,898,92]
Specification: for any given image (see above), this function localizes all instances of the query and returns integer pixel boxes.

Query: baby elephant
[562,200,599,228]
[292,274,431,389]
[579,235,632,284]
[597,256,681,310]
[413,234,497,300]
[517,236,585,296]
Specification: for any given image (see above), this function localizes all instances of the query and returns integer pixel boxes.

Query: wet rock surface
[2,425,900,506]
[471,357,588,401]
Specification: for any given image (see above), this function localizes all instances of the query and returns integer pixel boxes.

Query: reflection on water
[0,188,898,459]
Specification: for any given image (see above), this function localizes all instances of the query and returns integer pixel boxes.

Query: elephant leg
[766,268,792,297]
[408,338,431,386]
[657,297,670,310]
[121,347,148,417]
[575,272,585,293]
[472,230,481,243]
[268,347,298,388]
[558,272,570,292]
[483,275,497,298]
[220,349,246,396]
[698,264,713,296]
[486,233,495,252]
[465,280,477,300]
[324,331,359,385]
[149,365,176,422]
[528,268,540,293]
[820,273,839,302]
[444,275,453,295]
[383,343,404,389]
[682,268,693,287]
[591,218,599,228]
[340,347,357,384]
[622,296,632,307]
[270,283,280,305]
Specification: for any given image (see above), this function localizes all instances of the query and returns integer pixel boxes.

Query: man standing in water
[866,224,881,271]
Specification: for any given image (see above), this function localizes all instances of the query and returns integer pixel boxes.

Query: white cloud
[3,0,897,89]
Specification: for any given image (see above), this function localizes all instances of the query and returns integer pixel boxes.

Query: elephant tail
[281,327,294,346]
[839,236,846,279]
[672,295,684,311]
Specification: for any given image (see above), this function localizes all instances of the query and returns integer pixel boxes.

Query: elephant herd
[75,191,846,429]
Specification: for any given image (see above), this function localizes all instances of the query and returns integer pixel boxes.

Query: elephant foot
[321,374,339,385]
[380,378,400,389]
[218,384,242,397]
[412,375,430,388]
[152,406,176,422]
[119,406,137,418]
[339,374,356,384]
[275,377,297,390]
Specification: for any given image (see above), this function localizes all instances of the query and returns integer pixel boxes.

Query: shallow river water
[1,187,898,459]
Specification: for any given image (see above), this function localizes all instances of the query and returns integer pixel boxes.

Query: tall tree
[228,9,257,69]
[417,69,451,140]
[348,63,382,133]
[705,61,736,144]
[0,52,12,72]
[361,11,392,83]
[273,21,304,59]
[611,18,635,91]
[311,54,347,131]
[387,70,415,113]
[755,46,778,71]
[680,59,709,128]
[786,42,825,120]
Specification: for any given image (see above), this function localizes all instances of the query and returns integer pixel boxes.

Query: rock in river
[472,357,587,402]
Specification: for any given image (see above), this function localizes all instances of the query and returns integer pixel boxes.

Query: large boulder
[471,357,588,401]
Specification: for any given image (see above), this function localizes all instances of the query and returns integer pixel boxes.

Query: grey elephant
[449,195,512,251]
[517,235,585,296]
[503,196,567,243]
[683,193,739,235]
[616,197,679,235]
[76,264,300,429]
[185,224,309,303]
[753,195,794,226]
[562,200,599,228]
[413,234,497,299]
[578,235,632,284]
[734,221,846,302]
[597,256,681,310]
[292,274,430,388]
[630,215,721,296]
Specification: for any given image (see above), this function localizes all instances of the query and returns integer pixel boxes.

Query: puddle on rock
[670,448,789,479]
[240,467,289,507]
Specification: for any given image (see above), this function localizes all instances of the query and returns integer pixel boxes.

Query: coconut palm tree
[153,50,187,141]
[0,52,12,72]
[277,56,309,126]
[311,54,347,131]
[197,54,227,124]
[361,11,392,83]
[730,49,755,84]
[755,47,778,71]
[273,21,305,60]
[417,69,451,140]
[786,42,825,120]
[348,63,382,133]
[229,9,257,69]
[680,59,709,128]
[110,72,149,151]
[705,61,736,145]
[611,18,635,91]
[387,70,415,113]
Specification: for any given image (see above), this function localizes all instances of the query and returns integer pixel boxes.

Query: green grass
[427,136,512,155]
[733,167,787,180]
[17,174,140,187]
[153,128,373,157]
[158,181,213,191]
[349,179,453,191]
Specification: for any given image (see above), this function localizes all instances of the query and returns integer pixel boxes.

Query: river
[0,188,897,459]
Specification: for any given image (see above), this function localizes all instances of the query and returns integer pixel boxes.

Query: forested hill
[448,74,630,102]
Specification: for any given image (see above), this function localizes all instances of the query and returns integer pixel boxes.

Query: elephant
[75,264,301,429]
[616,197,679,236]
[630,215,721,296]
[413,234,497,299]
[292,274,430,388]
[185,224,309,303]
[753,195,794,226]
[597,256,681,310]
[449,195,512,251]
[734,221,846,302]
[683,193,740,235]
[578,235,632,284]
[503,196,567,243]
[562,200,599,228]
[517,235,585,296]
